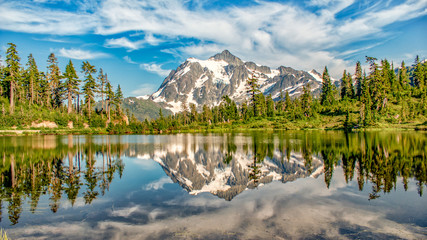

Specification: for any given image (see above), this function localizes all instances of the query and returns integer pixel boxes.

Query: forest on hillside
[0,43,127,130]
[1,42,426,133]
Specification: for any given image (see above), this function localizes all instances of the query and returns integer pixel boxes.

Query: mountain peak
[151,51,323,113]
[211,50,243,66]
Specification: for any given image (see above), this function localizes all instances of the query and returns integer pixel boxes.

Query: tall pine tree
[47,53,62,108]
[25,54,39,105]
[63,60,80,114]
[97,69,107,113]
[81,61,97,119]
[247,76,260,117]
[114,84,123,116]
[355,61,363,99]
[105,80,114,122]
[320,66,334,106]
[5,43,21,114]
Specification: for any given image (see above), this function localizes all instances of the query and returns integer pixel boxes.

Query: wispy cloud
[0,1,97,35]
[33,37,71,43]
[59,48,109,60]
[123,56,137,64]
[140,63,171,77]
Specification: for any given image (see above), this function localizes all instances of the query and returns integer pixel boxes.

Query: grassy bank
[1,113,426,136]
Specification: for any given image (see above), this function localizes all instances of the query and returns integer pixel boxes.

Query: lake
[0,131,426,239]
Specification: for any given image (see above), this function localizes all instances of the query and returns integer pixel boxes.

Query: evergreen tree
[320,66,334,106]
[114,84,124,116]
[266,94,275,117]
[284,90,292,112]
[189,103,198,123]
[63,60,80,114]
[255,93,266,117]
[202,104,212,123]
[47,53,62,108]
[413,56,425,90]
[247,76,260,117]
[341,70,349,100]
[301,84,312,118]
[398,61,409,90]
[5,43,21,114]
[25,54,39,105]
[348,72,355,98]
[39,72,50,108]
[81,61,97,119]
[355,61,363,98]
[380,59,393,101]
[241,100,250,121]
[366,56,383,111]
[97,69,107,112]
[105,80,114,122]
[360,73,372,125]
[181,101,189,125]
[388,62,398,95]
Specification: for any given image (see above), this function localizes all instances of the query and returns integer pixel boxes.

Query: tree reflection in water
[0,131,425,225]
[219,131,426,198]
[0,135,125,225]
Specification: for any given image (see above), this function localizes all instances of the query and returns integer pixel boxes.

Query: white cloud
[105,34,164,51]
[105,37,141,50]
[130,83,158,96]
[58,48,109,60]
[140,63,171,77]
[123,56,137,64]
[1,0,427,77]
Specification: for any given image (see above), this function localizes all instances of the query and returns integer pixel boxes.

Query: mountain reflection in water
[0,131,426,229]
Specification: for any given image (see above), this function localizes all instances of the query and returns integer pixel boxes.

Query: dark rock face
[150,50,324,113]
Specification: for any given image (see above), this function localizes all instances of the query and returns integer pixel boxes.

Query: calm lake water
[0,131,426,239]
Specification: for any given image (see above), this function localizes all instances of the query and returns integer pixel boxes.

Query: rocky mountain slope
[149,50,325,113]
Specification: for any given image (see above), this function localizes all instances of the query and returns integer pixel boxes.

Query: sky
[0,0,426,97]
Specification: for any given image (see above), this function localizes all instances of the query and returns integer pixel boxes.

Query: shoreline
[0,125,425,136]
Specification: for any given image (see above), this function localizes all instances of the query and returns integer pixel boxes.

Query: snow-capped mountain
[150,50,324,113]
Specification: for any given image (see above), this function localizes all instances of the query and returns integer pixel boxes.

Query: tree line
[0,43,125,128]
[143,55,427,132]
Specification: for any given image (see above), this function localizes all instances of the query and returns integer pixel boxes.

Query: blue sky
[0,0,426,97]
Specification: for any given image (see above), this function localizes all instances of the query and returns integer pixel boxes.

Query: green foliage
[320,66,335,106]
[82,61,97,118]
[63,59,80,113]
[247,76,261,117]
[90,114,106,128]
[0,42,124,130]
[47,53,63,109]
